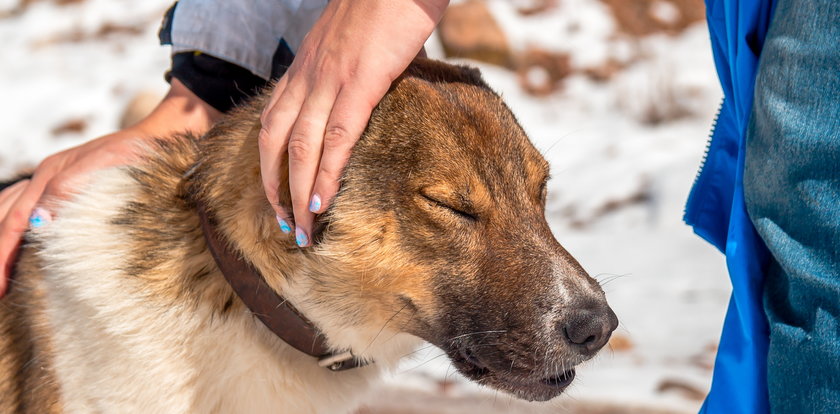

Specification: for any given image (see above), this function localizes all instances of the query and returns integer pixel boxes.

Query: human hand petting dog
[0,80,220,296]
[0,0,448,294]
[259,0,448,247]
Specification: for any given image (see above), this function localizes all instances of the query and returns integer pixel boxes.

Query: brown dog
[0,58,617,413]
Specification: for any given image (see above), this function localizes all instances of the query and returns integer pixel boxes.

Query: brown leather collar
[196,201,367,371]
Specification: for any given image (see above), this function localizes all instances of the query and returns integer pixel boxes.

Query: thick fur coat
[0,59,616,413]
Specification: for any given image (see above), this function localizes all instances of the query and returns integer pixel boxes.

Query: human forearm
[128,78,223,139]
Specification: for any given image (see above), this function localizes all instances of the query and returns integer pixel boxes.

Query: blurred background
[0,0,730,412]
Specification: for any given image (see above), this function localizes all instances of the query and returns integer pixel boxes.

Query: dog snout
[560,305,618,354]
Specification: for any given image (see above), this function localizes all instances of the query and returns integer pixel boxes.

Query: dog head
[304,59,618,401]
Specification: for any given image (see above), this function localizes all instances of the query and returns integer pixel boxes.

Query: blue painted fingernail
[295,228,309,247]
[29,207,52,228]
[309,194,321,213]
[276,215,292,234]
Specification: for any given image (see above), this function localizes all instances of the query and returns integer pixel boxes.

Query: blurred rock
[51,118,87,136]
[516,48,571,96]
[119,90,162,129]
[602,0,706,36]
[438,0,513,68]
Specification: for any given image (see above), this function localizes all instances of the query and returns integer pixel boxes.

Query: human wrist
[416,0,450,17]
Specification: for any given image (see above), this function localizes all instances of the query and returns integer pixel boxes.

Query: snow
[1,1,730,412]
[0,0,171,174]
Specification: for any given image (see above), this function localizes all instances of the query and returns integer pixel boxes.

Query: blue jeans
[743,0,840,412]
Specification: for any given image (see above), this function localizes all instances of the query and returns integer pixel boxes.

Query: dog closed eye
[419,192,478,222]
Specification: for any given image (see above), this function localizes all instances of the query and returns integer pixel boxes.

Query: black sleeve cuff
[166,51,269,113]
[157,1,294,113]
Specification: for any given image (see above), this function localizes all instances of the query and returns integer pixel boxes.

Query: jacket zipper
[685,97,725,219]
[691,97,724,189]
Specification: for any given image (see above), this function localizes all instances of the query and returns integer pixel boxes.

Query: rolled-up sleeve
[165,0,327,80]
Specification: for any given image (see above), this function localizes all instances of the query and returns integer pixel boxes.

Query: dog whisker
[508,354,517,377]
[398,342,440,360]
[395,352,449,375]
[381,307,419,345]
[446,330,507,344]
[470,342,503,349]
[594,272,631,287]
[443,361,454,390]
[360,302,410,355]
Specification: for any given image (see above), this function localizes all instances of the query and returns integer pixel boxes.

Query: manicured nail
[295,228,309,247]
[29,207,52,228]
[309,194,321,213]
[276,215,292,234]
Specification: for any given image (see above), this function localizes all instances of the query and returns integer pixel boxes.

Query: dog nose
[561,306,618,353]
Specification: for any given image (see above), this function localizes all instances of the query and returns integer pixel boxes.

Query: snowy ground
[0,0,730,412]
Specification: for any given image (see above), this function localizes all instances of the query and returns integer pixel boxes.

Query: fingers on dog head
[310,88,376,215]
[286,91,337,248]
[258,127,287,214]
[0,178,39,291]
[259,78,302,223]
[0,180,29,220]
[5,174,51,230]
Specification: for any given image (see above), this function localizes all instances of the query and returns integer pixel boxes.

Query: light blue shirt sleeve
[169,0,328,79]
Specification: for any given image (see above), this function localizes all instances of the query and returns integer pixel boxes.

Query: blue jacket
[683,0,776,412]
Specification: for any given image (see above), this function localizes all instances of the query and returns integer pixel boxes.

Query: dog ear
[402,57,491,90]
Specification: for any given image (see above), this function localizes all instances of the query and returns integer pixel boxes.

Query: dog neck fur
[187,99,422,365]
[24,105,418,413]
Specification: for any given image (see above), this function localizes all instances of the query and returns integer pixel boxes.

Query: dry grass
[516,48,572,96]
[656,378,707,402]
[514,0,559,16]
[32,22,146,48]
[1,0,86,19]
[50,118,87,136]
[602,0,705,37]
